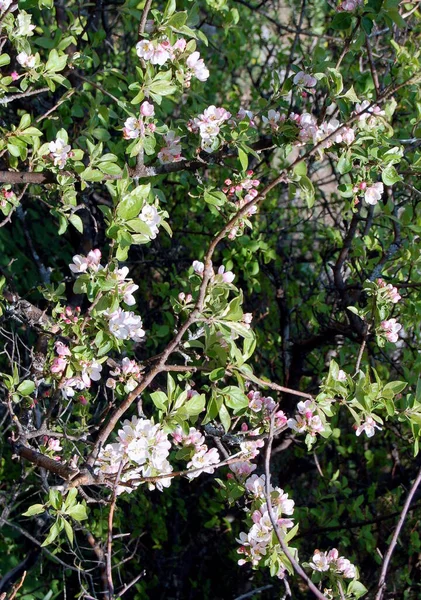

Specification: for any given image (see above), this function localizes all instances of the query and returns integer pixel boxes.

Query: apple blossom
[16,51,36,68]
[293,71,317,88]
[186,446,220,478]
[49,138,71,169]
[107,308,145,342]
[356,415,382,437]
[123,116,142,140]
[217,265,235,283]
[262,109,284,131]
[380,317,402,343]
[140,101,155,117]
[15,12,36,36]
[139,204,161,238]
[192,260,204,274]
[186,51,209,82]
[364,182,384,205]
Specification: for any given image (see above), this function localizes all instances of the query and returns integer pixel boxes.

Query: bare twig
[106,462,124,600]
[375,466,421,600]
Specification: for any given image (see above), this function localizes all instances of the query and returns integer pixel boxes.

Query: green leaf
[17,380,35,396]
[66,503,88,521]
[22,503,45,517]
[0,54,10,67]
[117,195,143,220]
[219,402,231,432]
[382,165,402,186]
[68,214,83,233]
[63,518,74,546]
[238,147,248,172]
[41,521,61,546]
[184,393,206,416]
[204,189,227,207]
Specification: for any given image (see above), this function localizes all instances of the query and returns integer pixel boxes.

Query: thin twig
[374,466,421,600]
[106,462,124,599]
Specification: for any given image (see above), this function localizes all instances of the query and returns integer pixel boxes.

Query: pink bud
[79,395,88,405]
[11,71,19,81]
[359,182,367,190]
[140,101,155,117]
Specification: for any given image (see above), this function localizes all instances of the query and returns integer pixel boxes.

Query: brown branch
[106,462,124,600]
[375,466,421,600]
[138,0,153,36]
[13,443,78,480]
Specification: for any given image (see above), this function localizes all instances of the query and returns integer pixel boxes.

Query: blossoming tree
[0,0,420,598]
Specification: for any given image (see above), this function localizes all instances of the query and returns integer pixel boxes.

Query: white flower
[123,116,142,140]
[186,51,209,82]
[262,109,283,131]
[16,51,36,69]
[217,265,235,283]
[49,138,71,169]
[192,260,204,274]
[310,550,330,572]
[186,447,220,479]
[15,12,36,37]
[356,415,382,438]
[108,308,145,342]
[139,204,161,238]
[364,182,384,205]
[293,71,317,88]
[0,0,13,13]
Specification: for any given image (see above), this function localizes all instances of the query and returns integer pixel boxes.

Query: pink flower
[380,318,402,343]
[55,341,71,356]
[47,438,62,452]
[217,265,235,283]
[51,357,67,373]
[173,38,187,52]
[140,101,155,117]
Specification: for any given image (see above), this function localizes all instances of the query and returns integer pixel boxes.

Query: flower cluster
[105,357,142,393]
[96,416,173,493]
[0,188,17,213]
[123,101,155,140]
[237,474,295,578]
[158,130,183,164]
[188,105,231,153]
[291,112,355,148]
[287,400,325,435]
[49,137,72,169]
[69,249,102,274]
[107,308,145,342]
[309,548,357,579]
[192,260,235,284]
[14,11,35,37]
[380,318,402,343]
[171,426,221,479]
[355,415,382,438]
[355,100,385,127]
[362,181,384,205]
[136,37,209,82]
[246,390,287,431]
[377,279,401,303]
